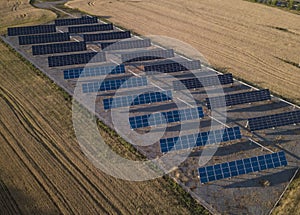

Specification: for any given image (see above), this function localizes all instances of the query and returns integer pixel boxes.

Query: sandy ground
[66,0,300,103]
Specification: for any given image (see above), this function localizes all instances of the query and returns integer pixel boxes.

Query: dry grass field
[67,0,300,104]
[0,0,56,34]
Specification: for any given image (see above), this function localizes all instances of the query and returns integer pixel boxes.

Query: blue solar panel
[173,74,234,91]
[121,49,175,63]
[198,151,288,184]
[55,16,98,26]
[248,110,300,131]
[64,64,125,79]
[19,33,70,45]
[8,24,56,36]
[206,89,271,109]
[101,39,151,51]
[160,127,242,153]
[83,31,131,42]
[144,60,201,74]
[82,76,148,93]
[129,107,204,129]
[32,41,86,55]
[68,24,113,33]
[103,90,172,110]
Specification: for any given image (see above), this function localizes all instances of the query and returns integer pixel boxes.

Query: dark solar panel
[129,107,204,129]
[248,110,300,131]
[198,151,288,183]
[55,16,98,26]
[68,24,113,33]
[160,127,242,153]
[83,31,131,42]
[8,24,56,36]
[103,90,172,110]
[32,41,86,55]
[48,52,106,67]
[82,76,148,93]
[19,33,70,45]
[206,89,271,109]
[100,39,151,51]
[144,60,201,74]
[121,49,175,63]
[173,74,234,91]
[64,64,125,79]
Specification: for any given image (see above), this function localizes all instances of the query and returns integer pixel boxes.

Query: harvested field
[66,0,300,104]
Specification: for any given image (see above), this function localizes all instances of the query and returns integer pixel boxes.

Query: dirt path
[66,0,300,103]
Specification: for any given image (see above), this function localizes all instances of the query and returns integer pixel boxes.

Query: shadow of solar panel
[68,24,113,33]
[32,41,86,55]
[173,74,233,91]
[206,89,271,109]
[55,16,98,26]
[198,151,288,184]
[121,49,175,63]
[248,110,300,131]
[144,60,201,74]
[48,52,106,67]
[82,76,147,93]
[83,31,131,42]
[64,64,125,79]
[8,24,56,36]
[160,126,242,153]
[103,90,172,110]
[19,33,70,45]
[100,39,151,51]
[129,107,204,129]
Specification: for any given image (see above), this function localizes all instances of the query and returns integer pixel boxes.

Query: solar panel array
[8,24,56,36]
[103,90,172,110]
[101,39,151,51]
[121,49,175,63]
[64,64,125,79]
[83,31,131,42]
[55,16,98,26]
[82,76,148,93]
[129,107,204,129]
[198,151,287,184]
[206,89,271,109]
[144,60,201,74]
[19,33,70,45]
[32,41,86,55]
[48,52,106,67]
[160,127,242,153]
[248,110,300,131]
[68,24,113,33]
[173,74,234,91]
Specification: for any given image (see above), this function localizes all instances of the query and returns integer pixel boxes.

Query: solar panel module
[248,110,300,131]
[206,89,271,109]
[48,52,106,67]
[55,16,98,26]
[32,41,87,55]
[19,33,70,45]
[100,39,152,51]
[121,49,175,63]
[198,151,288,183]
[8,24,56,36]
[68,24,114,33]
[144,60,201,74]
[83,31,131,42]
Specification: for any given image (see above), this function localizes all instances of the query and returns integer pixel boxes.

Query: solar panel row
[198,151,287,183]
[64,64,125,79]
[206,89,271,109]
[68,24,114,33]
[173,74,234,91]
[100,39,152,51]
[121,49,175,63]
[103,90,172,110]
[82,76,148,93]
[144,60,201,74]
[8,24,56,36]
[160,126,242,153]
[248,110,300,131]
[19,33,70,45]
[83,31,131,42]
[129,107,204,129]
[32,41,86,55]
[48,52,106,67]
[55,16,98,26]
